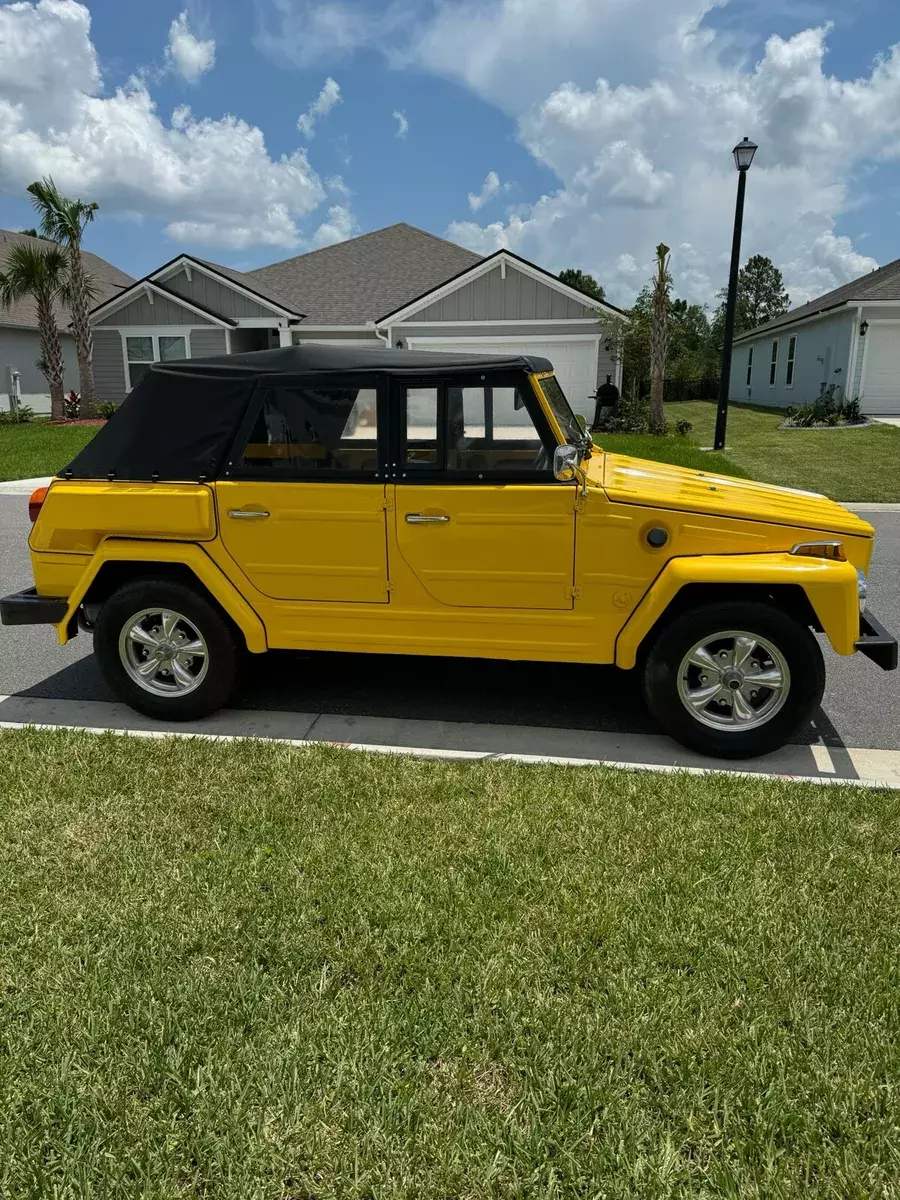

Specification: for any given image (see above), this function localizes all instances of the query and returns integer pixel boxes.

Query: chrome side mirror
[553,444,580,482]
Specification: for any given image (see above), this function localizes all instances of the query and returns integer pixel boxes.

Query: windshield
[537,374,591,454]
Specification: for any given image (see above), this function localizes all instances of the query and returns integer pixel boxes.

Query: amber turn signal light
[789,540,846,561]
[28,486,48,524]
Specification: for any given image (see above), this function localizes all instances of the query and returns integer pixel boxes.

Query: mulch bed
[47,419,107,427]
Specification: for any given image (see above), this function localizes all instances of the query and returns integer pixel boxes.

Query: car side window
[237,383,379,475]
[446,382,550,476]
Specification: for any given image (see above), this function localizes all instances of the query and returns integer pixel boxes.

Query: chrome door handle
[228,509,270,520]
[405,513,450,524]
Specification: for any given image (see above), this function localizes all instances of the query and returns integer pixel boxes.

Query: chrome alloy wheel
[676,630,790,732]
[118,608,209,697]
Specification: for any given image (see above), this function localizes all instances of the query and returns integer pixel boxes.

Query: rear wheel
[94,578,239,721]
[642,601,825,759]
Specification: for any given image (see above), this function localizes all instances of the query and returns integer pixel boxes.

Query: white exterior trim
[857,318,900,405]
[301,324,372,331]
[91,282,233,327]
[294,336,383,347]
[379,250,626,325]
[152,256,299,318]
[406,333,603,345]
[395,318,603,329]
[120,329,192,392]
[232,316,291,329]
[278,327,293,348]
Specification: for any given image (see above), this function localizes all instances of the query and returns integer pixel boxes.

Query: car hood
[597,452,873,538]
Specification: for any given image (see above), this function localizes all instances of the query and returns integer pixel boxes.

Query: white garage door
[406,337,600,423]
[862,325,900,414]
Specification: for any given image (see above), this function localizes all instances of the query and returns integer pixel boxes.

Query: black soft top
[62,343,554,483]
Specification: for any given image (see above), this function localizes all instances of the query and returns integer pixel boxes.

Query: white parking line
[0,694,898,790]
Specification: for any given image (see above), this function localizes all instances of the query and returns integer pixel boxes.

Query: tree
[28,177,99,412]
[649,243,670,434]
[0,242,68,420]
[713,254,790,337]
[19,227,42,239]
[559,268,605,303]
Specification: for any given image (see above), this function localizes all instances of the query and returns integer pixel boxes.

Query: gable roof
[246,223,482,325]
[183,256,302,316]
[736,256,900,343]
[0,228,133,332]
[378,246,628,324]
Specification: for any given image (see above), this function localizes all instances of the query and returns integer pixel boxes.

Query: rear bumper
[856,611,898,671]
[0,587,68,627]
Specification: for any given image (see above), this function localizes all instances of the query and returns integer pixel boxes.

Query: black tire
[94,577,239,721]
[642,601,825,759]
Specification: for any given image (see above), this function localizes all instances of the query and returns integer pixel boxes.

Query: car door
[216,375,390,603]
[392,375,577,610]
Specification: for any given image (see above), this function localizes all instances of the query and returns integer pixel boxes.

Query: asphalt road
[1,495,898,750]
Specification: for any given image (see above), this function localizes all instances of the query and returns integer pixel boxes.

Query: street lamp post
[713,136,758,451]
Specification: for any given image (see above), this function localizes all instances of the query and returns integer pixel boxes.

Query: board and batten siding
[92,328,128,403]
[410,265,597,323]
[95,292,214,327]
[730,310,854,408]
[190,328,228,357]
[165,268,276,320]
[1,327,79,411]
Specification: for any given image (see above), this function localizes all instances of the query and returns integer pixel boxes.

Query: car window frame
[391,371,562,485]
[220,372,389,482]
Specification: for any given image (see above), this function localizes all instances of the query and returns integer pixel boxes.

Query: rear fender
[614,553,859,668]
[57,539,268,653]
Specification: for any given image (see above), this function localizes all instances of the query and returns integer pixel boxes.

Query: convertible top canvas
[62,344,554,483]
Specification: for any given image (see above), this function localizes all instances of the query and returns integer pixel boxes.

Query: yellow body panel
[25,373,873,671]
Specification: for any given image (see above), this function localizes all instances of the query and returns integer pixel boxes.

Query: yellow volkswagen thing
[2,344,895,758]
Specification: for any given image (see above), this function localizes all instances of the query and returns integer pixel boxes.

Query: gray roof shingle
[245,222,482,325]
[737,256,900,342]
[0,228,133,332]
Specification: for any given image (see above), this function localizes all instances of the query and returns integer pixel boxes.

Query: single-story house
[731,256,900,416]
[1,228,134,413]
[87,223,625,424]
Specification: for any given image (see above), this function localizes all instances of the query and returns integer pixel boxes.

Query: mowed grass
[2,730,900,1197]
[0,421,96,482]
[599,400,900,502]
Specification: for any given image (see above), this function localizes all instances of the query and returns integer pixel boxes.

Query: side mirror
[553,444,580,482]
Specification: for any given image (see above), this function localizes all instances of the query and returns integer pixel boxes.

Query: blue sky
[0,0,898,307]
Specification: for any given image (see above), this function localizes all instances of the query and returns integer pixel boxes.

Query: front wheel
[642,601,826,759]
[94,578,239,721]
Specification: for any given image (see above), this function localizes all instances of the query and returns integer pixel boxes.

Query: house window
[124,333,187,390]
[785,336,797,387]
[746,347,753,387]
[769,340,779,387]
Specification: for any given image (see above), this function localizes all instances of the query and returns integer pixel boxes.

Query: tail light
[28,486,48,524]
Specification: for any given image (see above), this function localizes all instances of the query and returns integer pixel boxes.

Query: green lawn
[599,401,900,502]
[3,728,900,1198]
[0,420,97,482]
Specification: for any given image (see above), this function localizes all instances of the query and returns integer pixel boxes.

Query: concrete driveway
[1,494,898,785]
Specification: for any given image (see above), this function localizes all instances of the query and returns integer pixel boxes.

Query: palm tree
[27,177,99,412]
[649,243,671,435]
[0,243,68,420]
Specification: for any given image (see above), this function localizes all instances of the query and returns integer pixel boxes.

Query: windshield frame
[534,372,592,459]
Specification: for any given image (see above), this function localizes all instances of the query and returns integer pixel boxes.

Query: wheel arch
[615,553,859,668]
[57,540,267,653]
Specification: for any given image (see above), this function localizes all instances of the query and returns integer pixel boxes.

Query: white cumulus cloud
[393,109,408,138]
[0,0,346,251]
[312,204,359,247]
[468,170,505,211]
[297,76,341,137]
[165,10,216,83]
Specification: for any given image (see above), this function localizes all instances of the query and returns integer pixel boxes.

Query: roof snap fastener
[647,527,668,548]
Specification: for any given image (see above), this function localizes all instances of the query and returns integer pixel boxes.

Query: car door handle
[405,513,450,524]
[228,509,270,520]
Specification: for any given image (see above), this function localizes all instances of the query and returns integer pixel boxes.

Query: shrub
[63,390,81,420]
[94,401,119,420]
[674,418,693,436]
[0,405,35,425]
[843,397,864,424]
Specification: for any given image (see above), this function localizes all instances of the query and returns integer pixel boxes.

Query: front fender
[614,553,859,668]
[56,539,268,653]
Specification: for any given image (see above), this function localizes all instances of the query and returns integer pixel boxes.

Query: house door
[392,376,577,610]
[216,377,390,603]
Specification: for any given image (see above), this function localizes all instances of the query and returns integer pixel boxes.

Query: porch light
[860,320,869,337]
[732,136,758,171]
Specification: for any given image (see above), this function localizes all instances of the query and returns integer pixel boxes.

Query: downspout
[369,320,390,348]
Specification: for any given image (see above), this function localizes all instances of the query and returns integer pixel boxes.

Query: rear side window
[237,384,379,475]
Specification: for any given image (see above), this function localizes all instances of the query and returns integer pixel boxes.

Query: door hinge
[574,496,586,513]
[567,586,581,599]
[381,496,394,511]
[385,582,394,593]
